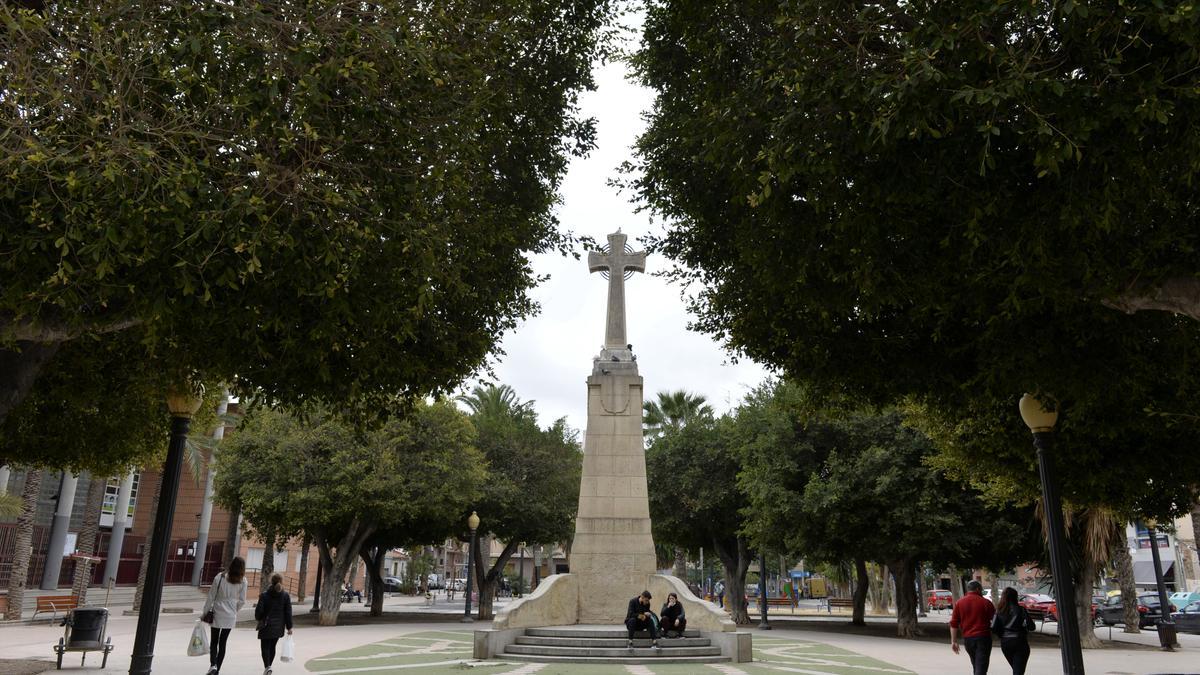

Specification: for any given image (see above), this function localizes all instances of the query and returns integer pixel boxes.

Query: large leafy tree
[0,0,616,423]
[630,1,1200,515]
[647,416,754,624]
[462,384,581,620]
[214,401,484,625]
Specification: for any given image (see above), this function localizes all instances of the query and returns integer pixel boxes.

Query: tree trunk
[313,521,375,626]
[5,469,43,620]
[880,564,892,613]
[1112,524,1140,633]
[359,546,386,617]
[1076,555,1102,649]
[259,527,276,594]
[673,547,686,578]
[988,570,1000,605]
[948,565,963,601]
[131,471,164,611]
[221,505,240,570]
[297,535,310,602]
[474,535,519,621]
[70,474,106,604]
[851,558,869,626]
[713,536,752,624]
[0,342,61,427]
[890,559,922,637]
[916,562,928,618]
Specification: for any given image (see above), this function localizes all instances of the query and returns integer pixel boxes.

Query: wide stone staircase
[500,626,729,665]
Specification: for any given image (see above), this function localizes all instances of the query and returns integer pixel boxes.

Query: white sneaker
[627,639,634,651]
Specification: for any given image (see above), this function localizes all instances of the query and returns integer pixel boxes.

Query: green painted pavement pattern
[306,631,913,675]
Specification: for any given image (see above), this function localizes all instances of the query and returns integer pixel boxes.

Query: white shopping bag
[187,620,210,656]
[280,634,295,663]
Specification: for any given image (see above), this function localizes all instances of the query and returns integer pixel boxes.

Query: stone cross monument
[572,231,657,623]
[480,230,739,657]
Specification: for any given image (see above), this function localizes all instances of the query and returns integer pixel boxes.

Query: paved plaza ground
[2,593,1197,675]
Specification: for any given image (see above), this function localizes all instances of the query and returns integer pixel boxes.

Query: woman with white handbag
[202,556,247,674]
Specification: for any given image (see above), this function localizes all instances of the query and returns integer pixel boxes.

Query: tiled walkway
[305,630,914,675]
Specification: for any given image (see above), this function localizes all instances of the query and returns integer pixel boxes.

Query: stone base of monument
[473,573,752,664]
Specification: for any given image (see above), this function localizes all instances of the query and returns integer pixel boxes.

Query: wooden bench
[821,597,854,613]
[765,596,797,613]
[34,595,79,622]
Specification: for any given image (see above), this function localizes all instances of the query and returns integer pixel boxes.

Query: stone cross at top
[588,230,646,350]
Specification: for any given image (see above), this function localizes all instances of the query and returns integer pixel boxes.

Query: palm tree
[5,468,43,620]
[643,390,713,577]
[643,390,714,441]
[457,384,535,420]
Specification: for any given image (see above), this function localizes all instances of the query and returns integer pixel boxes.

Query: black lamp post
[462,511,479,623]
[130,384,203,675]
[1145,520,1178,650]
[1019,394,1084,675]
[758,551,771,630]
[533,545,542,591]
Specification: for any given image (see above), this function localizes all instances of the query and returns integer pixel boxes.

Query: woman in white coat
[202,556,247,674]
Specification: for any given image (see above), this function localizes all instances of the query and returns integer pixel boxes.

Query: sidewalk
[2,594,1196,674]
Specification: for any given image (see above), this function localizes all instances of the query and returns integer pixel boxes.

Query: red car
[926,589,954,611]
[1041,598,1098,622]
[1019,593,1055,619]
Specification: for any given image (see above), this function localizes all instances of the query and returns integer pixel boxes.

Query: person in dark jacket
[991,587,1036,675]
[660,592,687,638]
[255,573,294,675]
[624,590,660,651]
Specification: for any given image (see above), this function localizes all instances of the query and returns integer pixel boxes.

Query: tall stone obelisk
[570,230,658,623]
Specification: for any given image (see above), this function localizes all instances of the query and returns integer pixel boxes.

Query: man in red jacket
[950,580,996,674]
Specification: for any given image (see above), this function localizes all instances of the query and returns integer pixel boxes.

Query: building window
[246,547,265,570]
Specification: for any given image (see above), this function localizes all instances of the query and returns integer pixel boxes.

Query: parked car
[382,576,404,593]
[1169,590,1200,611]
[1170,601,1200,634]
[1046,598,1098,623]
[1097,593,1162,628]
[927,589,954,611]
[1019,593,1055,619]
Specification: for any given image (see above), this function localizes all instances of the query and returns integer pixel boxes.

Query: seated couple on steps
[624,590,688,650]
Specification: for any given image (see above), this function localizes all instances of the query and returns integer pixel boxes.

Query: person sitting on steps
[660,592,687,638]
[625,590,661,651]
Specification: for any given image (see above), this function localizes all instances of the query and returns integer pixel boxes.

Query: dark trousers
[625,617,657,640]
[1000,637,1030,675]
[209,627,231,669]
[661,617,686,636]
[261,638,279,668]
[963,635,992,675]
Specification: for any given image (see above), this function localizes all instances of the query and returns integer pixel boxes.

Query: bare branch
[1102,276,1200,322]
[0,316,141,343]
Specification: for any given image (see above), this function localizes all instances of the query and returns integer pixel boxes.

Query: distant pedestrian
[992,587,1036,675]
[715,580,725,608]
[950,580,996,675]
[660,593,687,638]
[256,573,294,675]
[202,556,247,675]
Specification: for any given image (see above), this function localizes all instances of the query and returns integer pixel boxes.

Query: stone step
[505,644,722,658]
[500,653,729,665]
[525,627,700,639]
[514,636,711,649]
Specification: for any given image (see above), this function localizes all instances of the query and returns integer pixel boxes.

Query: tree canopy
[643,389,713,441]
[214,399,484,624]
[0,0,617,423]
[462,384,581,619]
[630,0,1200,516]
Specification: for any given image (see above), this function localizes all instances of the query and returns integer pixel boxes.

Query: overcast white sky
[460,58,772,434]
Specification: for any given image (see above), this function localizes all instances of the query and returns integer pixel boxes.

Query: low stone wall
[648,574,736,632]
[491,573,579,630]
